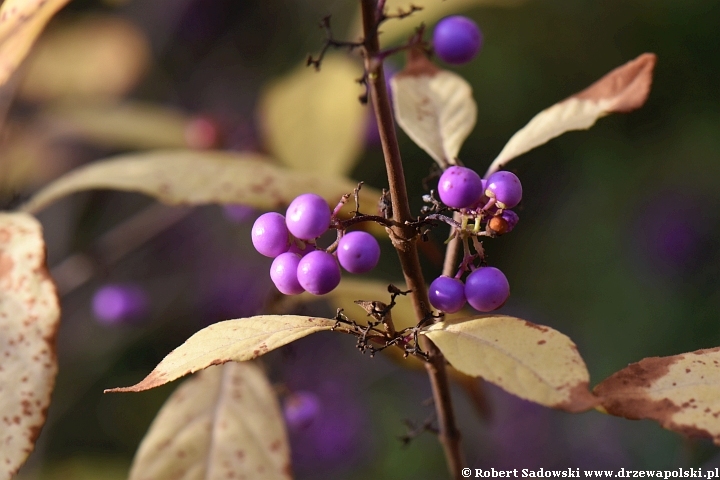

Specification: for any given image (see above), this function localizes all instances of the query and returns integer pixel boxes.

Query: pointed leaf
[106,315,336,393]
[392,51,476,167]
[258,54,366,176]
[486,53,656,176]
[595,347,720,445]
[0,212,60,480]
[20,150,382,216]
[0,0,70,87]
[129,362,291,480]
[423,316,597,412]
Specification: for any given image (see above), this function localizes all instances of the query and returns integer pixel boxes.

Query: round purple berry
[465,267,510,312]
[252,212,289,257]
[286,193,331,241]
[337,231,380,274]
[270,252,305,295]
[429,276,466,313]
[92,284,148,325]
[283,391,321,430]
[297,250,342,295]
[433,16,483,65]
[485,171,523,209]
[488,210,519,235]
[438,166,484,209]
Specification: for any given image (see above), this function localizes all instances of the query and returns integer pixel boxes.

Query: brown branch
[359,1,465,477]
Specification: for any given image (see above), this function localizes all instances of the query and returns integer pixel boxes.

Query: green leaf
[0,212,60,480]
[105,315,336,393]
[258,54,367,176]
[595,347,720,445]
[423,316,597,412]
[485,53,656,177]
[391,51,476,167]
[20,150,382,215]
[129,363,291,480]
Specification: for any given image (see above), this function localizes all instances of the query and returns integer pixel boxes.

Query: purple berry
[438,166,484,209]
[465,267,510,312]
[252,212,289,257]
[486,171,523,209]
[286,193,331,241]
[270,253,305,295]
[433,16,483,65]
[92,284,148,325]
[297,251,342,295]
[429,276,466,313]
[283,391,321,430]
[337,231,380,274]
[488,210,519,235]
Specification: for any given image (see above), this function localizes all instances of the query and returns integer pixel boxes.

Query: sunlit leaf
[423,316,597,412]
[485,53,656,176]
[0,0,70,88]
[20,150,383,216]
[257,54,367,176]
[0,212,60,480]
[106,315,336,393]
[595,347,720,445]
[18,16,150,101]
[39,101,193,150]
[129,363,291,480]
[391,50,476,167]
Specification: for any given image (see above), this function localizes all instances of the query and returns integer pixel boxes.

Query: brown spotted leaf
[391,51,476,167]
[106,315,336,393]
[258,54,366,176]
[20,150,382,215]
[0,212,60,480]
[128,362,291,480]
[485,53,656,176]
[423,316,597,412]
[595,347,720,444]
[0,0,70,87]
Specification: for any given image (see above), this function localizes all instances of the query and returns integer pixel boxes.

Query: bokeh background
[7,0,720,478]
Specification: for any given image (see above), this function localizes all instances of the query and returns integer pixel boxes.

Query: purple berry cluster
[252,193,381,296]
[429,166,523,313]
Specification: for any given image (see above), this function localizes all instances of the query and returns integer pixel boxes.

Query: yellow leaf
[485,53,656,176]
[0,213,60,480]
[18,15,150,102]
[423,315,597,412]
[20,150,383,216]
[0,0,70,88]
[595,347,720,445]
[257,54,367,175]
[105,315,336,393]
[391,50,476,167]
[129,363,291,480]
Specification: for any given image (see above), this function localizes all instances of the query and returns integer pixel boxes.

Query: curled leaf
[258,54,366,176]
[129,362,291,480]
[391,50,476,167]
[595,347,720,445]
[0,212,60,480]
[485,53,656,176]
[106,315,336,393]
[20,150,382,216]
[423,315,597,412]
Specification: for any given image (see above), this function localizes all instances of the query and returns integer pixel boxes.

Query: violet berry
[438,166,484,209]
[283,391,321,430]
[488,210,520,235]
[433,16,483,65]
[297,251,342,295]
[270,252,305,295]
[486,171,523,209]
[429,276,466,313]
[252,212,289,258]
[286,193,331,241]
[92,284,148,325]
[337,231,381,274]
[465,267,510,312]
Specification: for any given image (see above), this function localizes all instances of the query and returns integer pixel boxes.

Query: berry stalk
[359,0,465,477]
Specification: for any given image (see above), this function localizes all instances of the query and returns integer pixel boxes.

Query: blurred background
[7,0,720,478]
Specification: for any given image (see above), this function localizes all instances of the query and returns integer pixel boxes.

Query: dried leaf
[129,363,291,480]
[486,53,656,176]
[423,316,597,412]
[258,54,367,176]
[0,212,60,480]
[20,150,382,216]
[0,0,70,87]
[392,51,476,167]
[18,16,150,101]
[595,347,720,445]
[106,315,336,393]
